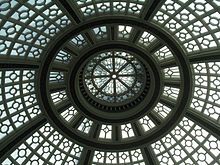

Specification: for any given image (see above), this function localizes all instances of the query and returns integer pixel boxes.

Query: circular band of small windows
[39,17,192,150]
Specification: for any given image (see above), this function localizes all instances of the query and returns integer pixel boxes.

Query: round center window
[83,51,146,103]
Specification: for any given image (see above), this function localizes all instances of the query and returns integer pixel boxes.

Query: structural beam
[63,43,79,57]
[0,59,39,69]
[189,50,220,63]
[71,114,84,128]
[57,0,81,24]
[49,83,66,93]
[186,111,220,137]
[148,112,162,126]
[89,123,100,139]
[164,80,181,88]
[132,29,142,43]
[51,63,69,72]
[144,0,164,21]
[79,149,92,164]
[57,101,72,113]
[160,59,177,68]
[142,146,157,165]
[131,122,142,137]
[148,40,164,54]
[85,32,95,45]
[160,97,176,109]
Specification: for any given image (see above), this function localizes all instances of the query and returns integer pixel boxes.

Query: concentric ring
[70,44,159,121]
[39,17,192,150]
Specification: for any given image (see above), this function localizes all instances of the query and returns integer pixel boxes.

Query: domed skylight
[0,0,220,165]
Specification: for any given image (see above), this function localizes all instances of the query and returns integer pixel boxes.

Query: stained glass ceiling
[0,0,220,165]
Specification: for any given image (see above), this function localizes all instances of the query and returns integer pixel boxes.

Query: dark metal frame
[38,17,192,150]
[1,0,220,164]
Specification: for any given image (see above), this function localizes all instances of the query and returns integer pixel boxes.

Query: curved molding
[39,16,192,150]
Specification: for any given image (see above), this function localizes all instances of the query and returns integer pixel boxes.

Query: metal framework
[0,0,220,164]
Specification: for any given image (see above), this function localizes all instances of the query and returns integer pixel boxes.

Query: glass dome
[0,0,220,164]
[83,51,146,104]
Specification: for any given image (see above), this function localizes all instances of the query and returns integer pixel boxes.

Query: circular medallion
[80,51,150,111]
[84,52,144,103]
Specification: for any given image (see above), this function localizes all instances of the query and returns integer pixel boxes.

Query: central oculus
[83,51,145,103]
